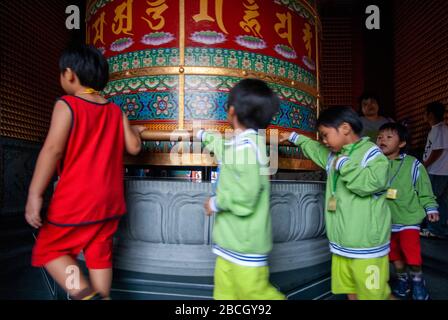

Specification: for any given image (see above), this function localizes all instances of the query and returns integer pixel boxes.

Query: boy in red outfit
[25,45,146,300]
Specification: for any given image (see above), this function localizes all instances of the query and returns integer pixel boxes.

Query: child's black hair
[426,101,446,122]
[227,78,280,130]
[59,45,109,91]
[378,122,409,152]
[316,106,363,135]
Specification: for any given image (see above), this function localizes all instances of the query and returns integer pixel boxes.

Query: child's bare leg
[45,255,91,298]
[393,260,406,272]
[347,294,357,300]
[89,268,113,298]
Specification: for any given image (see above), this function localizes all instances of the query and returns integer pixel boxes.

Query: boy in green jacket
[280,106,392,300]
[377,122,439,300]
[198,79,285,300]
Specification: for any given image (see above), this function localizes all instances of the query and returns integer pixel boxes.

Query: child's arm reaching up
[122,113,146,155]
[280,131,331,169]
[25,101,72,229]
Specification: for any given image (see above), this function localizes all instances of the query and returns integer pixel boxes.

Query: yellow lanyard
[83,88,99,94]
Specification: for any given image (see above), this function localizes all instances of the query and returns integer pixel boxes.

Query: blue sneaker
[412,280,430,300]
[392,276,410,298]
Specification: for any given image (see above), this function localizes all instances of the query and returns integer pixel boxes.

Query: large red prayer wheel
[86,0,321,170]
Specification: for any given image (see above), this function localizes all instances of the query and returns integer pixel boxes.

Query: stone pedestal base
[112,179,331,299]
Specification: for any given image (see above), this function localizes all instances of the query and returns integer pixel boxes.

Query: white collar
[234,129,257,139]
[225,129,258,145]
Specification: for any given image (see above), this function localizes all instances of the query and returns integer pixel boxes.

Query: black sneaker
[392,276,410,298]
[412,280,430,300]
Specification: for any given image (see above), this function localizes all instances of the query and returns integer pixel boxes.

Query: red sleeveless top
[47,95,127,226]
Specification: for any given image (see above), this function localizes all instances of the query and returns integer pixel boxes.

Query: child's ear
[340,122,351,135]
[227,105,235,121]
[65,68,75,82]
[227,106,239,128]
[399,141,407,149]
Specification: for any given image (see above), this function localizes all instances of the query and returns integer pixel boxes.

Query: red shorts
[389,229,422,266]
[32,218,120,269]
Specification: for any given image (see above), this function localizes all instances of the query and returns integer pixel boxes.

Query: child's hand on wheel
[131,125,147,136]
[279,132,292,144]
[204,197,215,216]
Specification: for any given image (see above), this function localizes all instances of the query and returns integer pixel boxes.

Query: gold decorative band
[110,66,318,97]
[137,123,179,131]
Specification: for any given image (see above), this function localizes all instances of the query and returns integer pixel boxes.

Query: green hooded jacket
[386,154,438,232]
[289,132,391,258]
[199,129,272,267]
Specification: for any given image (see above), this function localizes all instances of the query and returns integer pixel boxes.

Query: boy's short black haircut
[59,45,109,91]
[227,78,280,130]
[426,101,446,122]
[316,106,363,135]
[378,122,409,152]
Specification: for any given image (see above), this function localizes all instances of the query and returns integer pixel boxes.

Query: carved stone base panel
[116,179,329,277]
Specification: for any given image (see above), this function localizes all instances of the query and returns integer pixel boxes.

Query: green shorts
[213,256,286,300]
[331,254,391,300]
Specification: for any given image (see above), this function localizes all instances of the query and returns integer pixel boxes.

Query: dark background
[1,1,447,297]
